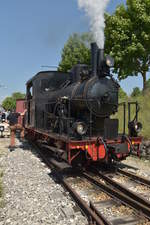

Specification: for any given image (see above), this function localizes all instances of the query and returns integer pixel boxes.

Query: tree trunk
[141,71,147,91]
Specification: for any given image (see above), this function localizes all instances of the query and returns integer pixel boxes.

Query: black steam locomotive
[25,43,142,166]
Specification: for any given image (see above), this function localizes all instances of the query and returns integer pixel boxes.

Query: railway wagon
[16,99,26,125]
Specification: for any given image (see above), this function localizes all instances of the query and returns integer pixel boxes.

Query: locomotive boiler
[25,43,142,166]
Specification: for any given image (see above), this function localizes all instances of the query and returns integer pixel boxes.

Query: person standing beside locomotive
[7,110,25,149]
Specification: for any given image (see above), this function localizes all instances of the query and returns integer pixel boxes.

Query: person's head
[10,109,15,113]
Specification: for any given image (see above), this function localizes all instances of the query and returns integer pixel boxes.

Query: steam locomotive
[25,43,142,166]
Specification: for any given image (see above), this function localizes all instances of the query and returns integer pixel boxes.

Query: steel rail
[117,168,150,187]
[82,172,150,220]
[62,178,110,225]
[97,170,150,209]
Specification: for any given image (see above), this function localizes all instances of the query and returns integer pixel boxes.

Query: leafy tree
[119,87,128,99]
[2,92,25,111]
[58,33,93,72]
[12,92,25,100]
[131,87,141,97]
[105,0,150,91]
[2,97,16,111]
[146,78,150,89]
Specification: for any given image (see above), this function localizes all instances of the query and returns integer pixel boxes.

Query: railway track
[67,172,149,224]
[97,165,150,202]
[116,168,150,187]
[32,142,110,225]
[29,141,150,224]
[82,171,150,220]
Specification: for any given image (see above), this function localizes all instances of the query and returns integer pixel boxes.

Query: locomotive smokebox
[91,42,98,76]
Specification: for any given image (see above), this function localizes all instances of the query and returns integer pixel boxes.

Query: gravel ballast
[0,138,86,225]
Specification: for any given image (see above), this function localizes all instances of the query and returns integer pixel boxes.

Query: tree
[131,87,141,97]
[58,33,93,72]
[119,87,128,99]
[105,0,150,91]
[12,92,25,100]
[146,78,150,89]
[2,92,25,111]
[2,97,16,111]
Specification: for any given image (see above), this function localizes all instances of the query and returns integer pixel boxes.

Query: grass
[112,90,150,139]
[131,91,150,139]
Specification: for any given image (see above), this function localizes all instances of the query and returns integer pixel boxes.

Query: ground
[0,138,86,225]
[0,137,150,225]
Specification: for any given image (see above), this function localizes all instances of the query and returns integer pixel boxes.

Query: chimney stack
[97,49,104,73]
[91,42,98,76]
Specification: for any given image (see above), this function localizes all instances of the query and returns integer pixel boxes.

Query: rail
[117,168,150,188]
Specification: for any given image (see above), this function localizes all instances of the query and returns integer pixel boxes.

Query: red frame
[130,136,142,157]
[25,127,142,165]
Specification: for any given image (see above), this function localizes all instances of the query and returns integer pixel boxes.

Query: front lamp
[128,121,142,137]
[134,122,142,133]
[75,122,87,135]
[106,55,114,68]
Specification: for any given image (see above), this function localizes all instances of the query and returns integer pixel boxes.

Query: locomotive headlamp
[128,120,142,137]
[134,122,142,133]
[75,122,87,135]
[106,56,114,68]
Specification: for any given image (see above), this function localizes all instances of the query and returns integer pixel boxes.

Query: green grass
[131,91,150,139]
[112,90,150,139]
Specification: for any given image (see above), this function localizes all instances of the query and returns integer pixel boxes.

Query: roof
[26,71,51,85]
[26,70,70,86]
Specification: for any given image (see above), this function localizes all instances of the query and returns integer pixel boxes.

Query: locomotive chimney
[97,49,104,74]
[91,42,98,76]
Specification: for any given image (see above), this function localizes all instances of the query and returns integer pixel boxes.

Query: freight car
[25,43,142,166]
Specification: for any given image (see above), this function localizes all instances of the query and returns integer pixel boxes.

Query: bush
[146,78,150,90]
[119,88,127,101]
[131,87,141,97]
[130,92,150,139]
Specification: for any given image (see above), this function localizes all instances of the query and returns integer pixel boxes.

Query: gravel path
[0,138,87,225]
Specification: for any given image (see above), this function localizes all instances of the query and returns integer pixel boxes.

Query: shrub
[131,87,141,97]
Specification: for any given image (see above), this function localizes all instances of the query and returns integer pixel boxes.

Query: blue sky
[0,0,149,103]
